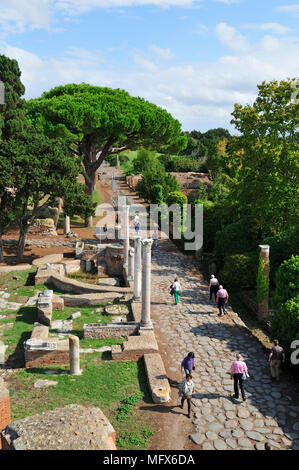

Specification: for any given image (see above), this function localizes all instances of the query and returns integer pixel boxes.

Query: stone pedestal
[133,237,142,302]
[69,335,82,375]
[128,247,134,281]
[141,239,153,328]
[258,244,270,321]
[122,205,130,267]
[64,216,70,235]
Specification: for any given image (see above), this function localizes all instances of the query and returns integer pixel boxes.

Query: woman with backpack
[178,374,195,418]
[170,277,181,305]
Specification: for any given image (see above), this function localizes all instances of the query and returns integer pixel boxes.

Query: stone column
[133,237,142,302]
[64,215,70,234]
[128,247,134,281]
[258,244,270,321]
[141,238,153,328]
[69,335,82,375]
[122,205,130,268]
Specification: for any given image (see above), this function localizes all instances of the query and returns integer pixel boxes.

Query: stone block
[144,353,170,404]
[52,295,64,311]
[30,323,49,341]
[33,254,64,268]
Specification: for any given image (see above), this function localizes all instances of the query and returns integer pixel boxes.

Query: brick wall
[0,379,11,449]
[25,350,70,368]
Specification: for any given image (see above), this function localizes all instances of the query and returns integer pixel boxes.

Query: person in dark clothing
[209,275,219,301]
[268,339,285,381]
[216,285,229,316]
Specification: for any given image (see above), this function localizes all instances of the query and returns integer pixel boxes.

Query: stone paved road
[109,168,299,450]
[149,240,299,450]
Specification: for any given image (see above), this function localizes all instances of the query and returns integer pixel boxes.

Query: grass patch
[66,270,110,285]
[79,337,124,349]
[10,355,154,449]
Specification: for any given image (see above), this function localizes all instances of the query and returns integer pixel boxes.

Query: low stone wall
[61,293,123,307]
[84,322,139,339]
[0,264,32,274]
[40,272,132,295]
[144,353,170,404]
[237,291,258,317]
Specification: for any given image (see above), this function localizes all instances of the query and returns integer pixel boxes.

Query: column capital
[141,238,153,251]
[259,244,270,253]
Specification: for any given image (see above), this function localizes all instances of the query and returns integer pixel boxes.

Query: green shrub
[218,252,258,291]
[165,191,188,208]
[262,228,299,286]
[273,255,299,309]
[270,295,299,359]
[214,218,259,260]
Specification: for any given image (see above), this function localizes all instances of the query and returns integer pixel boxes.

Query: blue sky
[0,0,298,131]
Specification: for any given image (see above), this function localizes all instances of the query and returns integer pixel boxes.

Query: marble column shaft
[133,237,142,301]
[69,335,81,375]
[141,238,153,327]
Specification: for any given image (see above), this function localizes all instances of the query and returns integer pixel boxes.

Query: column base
[70,369,82,376]
[140,323,153,331]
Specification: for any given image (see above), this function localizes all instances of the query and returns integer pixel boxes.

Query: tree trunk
[0,236,4,263]
[16,224,29,262]
[84,167,97,227]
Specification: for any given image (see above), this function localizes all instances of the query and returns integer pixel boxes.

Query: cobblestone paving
[111,169,299,450]
[150,241,299,451]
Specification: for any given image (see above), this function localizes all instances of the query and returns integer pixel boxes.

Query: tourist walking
[230,353,249,401]
[216,285,229,316]
[209,274,219,301]
[268,339,285,382]
[181,352,195,377]
[171,277,181,305]
[178,374,195,418]
[152,230,158,249]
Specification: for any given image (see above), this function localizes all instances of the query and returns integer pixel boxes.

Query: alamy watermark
[291,78,299,105]
[95,196,203,251]
[290,340,299,366]
[0,79,4,105]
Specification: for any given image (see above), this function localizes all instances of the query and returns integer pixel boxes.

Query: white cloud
[1,25,298,131]
[242,23,292,35]
[134,54,158,71]
[0,0,51,36]
[149,45,175,60]
[276,4,299,16]
[215,0,240,4]
[193,23,208,34]
[216,22,249,51]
